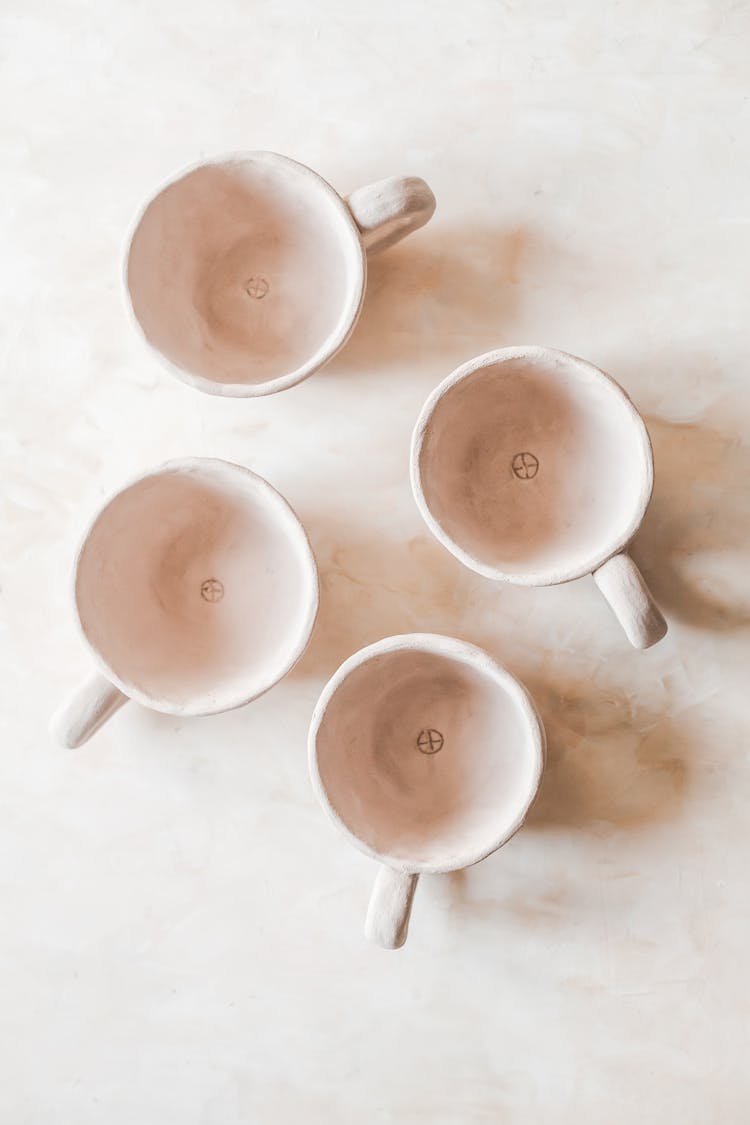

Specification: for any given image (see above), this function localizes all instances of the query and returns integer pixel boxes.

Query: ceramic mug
[411,346,668,649]
[125,151,436,397]
[309,634,545,949]
[50,458,318,748]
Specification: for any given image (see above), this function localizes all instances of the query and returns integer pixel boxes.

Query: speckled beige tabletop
[2,2,749,1121]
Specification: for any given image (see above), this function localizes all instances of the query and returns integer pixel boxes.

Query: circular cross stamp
[511,451,539,480]
[200,578,224,603]
[417,728,444,755]
[244,276,269,300]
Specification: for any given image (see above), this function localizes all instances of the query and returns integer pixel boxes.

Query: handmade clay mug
[309,634,545,949]
[411,346,667,649]
[50,458,318,748]
[125,151,436,397]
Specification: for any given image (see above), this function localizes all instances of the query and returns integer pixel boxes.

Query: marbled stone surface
[2,1,749,1121]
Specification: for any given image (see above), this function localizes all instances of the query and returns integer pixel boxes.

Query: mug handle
[365,866,419,949]
[346,176,436,254]
[592,551,667,649]
[50,670,128,748]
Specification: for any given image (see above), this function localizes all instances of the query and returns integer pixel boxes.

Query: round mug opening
[310,635,544,874]
[413,347,653,585]
[74,459,319,714]
[125,153,366,397]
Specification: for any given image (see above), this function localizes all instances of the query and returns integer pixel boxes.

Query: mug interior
[312,639,543,872]
[75,460,318,713]
[414,349,651,584]
[126,154,364,395]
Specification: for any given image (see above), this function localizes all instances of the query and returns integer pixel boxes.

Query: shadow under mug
[124,151,436,397]
[50,458,319,748]
[308,634,545,949]
[411,346,668,649]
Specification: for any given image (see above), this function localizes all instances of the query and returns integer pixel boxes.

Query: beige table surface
[2,1,749,1121]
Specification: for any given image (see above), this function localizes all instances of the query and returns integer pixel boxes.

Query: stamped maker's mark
[511,451,539,480]
[244,276,269,300]
[417,728,444,755]
[200,578,224,603]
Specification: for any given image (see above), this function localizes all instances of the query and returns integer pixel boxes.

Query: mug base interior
[313,643,542,871]
[126,154,364,394]
[415,349,651,583]
[75,461,317,712]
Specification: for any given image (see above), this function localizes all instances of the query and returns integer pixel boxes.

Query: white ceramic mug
[125,151,436,397]
[50,458,319,748]
[411,346,668,649]
[309,634,545,949]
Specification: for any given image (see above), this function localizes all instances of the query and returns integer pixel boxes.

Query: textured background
[2,1,750,1121]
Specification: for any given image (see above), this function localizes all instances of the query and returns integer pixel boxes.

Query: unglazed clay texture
[6,1,750,1120]
[414,348,649,583]
[412,347,667,647]
[127,156,364,394]
[126,153,435,396]
[309,635,544,947]
[51,459,318,744]
[312,639,542,868]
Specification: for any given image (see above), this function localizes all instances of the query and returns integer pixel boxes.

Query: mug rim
[70,456,320,715]
[308,632,546,876]
[122,150,367,398]
[410,345,655,587]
